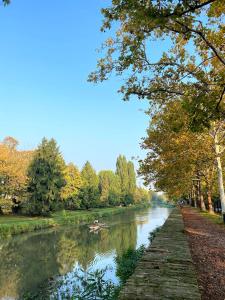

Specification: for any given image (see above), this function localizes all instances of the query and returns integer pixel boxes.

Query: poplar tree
[127,161,136,194]
[80,161,99,209]
[116,155,129,194]
[27,138,65,216]
[98,170,121,205]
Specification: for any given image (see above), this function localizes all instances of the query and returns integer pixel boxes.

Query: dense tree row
[0,137,150,216]
[90,0,225,221]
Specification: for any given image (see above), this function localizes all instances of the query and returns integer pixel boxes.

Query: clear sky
[0,0,151,173]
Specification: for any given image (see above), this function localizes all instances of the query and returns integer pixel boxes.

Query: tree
[0,137,33,214]
[89,1,225,124]
[80,161,99,209]
[81,161,99,189]
[61,163,83,209]
[98,170,121,205]
[79,186,100,210]
[139,101,215,209]
[27,138,65,216]
[127,161,136,194]
[116,155,129,195]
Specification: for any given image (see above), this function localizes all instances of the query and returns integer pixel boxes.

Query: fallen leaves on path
[182,207,225,300]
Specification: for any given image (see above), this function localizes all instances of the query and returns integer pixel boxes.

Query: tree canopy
[27,138,66,215]
[89,0,225,126]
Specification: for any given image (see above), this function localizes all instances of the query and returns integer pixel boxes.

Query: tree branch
[163,0,216,18]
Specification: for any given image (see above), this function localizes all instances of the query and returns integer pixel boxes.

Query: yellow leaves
[207,0,225,18]
[141,100,216,198]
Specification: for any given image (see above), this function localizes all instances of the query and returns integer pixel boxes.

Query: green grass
[0,203,149,238]
[199,210,224,225]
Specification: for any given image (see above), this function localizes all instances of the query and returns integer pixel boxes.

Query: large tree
[81,161,99,189]
[127,161,136,194]
[27,138,65,216]
[116,155,129,194]
[139,101,216,210]
[80,161,99,209]
[0,137,33,214]
[89,1,225,124]
[98,170,121,205]
[61,163,83,209]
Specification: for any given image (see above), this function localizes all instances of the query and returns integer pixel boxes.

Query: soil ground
[182,207,225,300]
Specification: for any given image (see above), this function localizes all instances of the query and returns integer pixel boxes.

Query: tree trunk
[198,180,206,211]
[207,189,214,214]
[214,131,225,223]
[192,184,197,208]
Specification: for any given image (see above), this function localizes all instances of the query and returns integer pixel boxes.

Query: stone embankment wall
[119,208,201,300]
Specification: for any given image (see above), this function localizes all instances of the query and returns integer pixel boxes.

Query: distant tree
[0,137,33,214]
[134,187,150,204]
[108,191,121,207]
[27,138,66,216]
[98,170,121,205]
[127,161,136,194]
[79,186,100,210]
[81,161,99,189]
[61,163,83,210]
[3,136,18,150]
[116,155,129,195]
[80,161,99,209]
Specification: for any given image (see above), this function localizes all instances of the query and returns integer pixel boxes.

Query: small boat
[88,220,108,232]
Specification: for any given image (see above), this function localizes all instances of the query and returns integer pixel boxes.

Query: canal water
[0,206,171,299]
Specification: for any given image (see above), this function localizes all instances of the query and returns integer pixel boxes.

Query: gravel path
[182,207,225,300]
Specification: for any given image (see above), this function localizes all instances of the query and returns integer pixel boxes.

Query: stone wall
[119,208,201,300]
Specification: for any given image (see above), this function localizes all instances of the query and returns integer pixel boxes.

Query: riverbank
[182,207,225,300]
[119,208,200,300]
[0,203,149,238]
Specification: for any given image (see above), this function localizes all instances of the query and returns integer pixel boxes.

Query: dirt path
[182,207,225,300]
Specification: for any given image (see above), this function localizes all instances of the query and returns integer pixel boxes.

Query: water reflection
[0,206,171,299]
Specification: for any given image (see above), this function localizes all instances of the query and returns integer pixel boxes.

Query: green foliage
[127,161,136,194]
[79,186,100,209]
[61,163,83,209]
[116,155,137,198]
[148,226,161,244]
[0,204,149,238]
[90,0,225,127]
[108,191,121,206]
[115,245,145,285]
[116,155,129,194]
[99,170,121,205]
[50,268,120,300]
[26,138,66,216]
[81,161,99,189]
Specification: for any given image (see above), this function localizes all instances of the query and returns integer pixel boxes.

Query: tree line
[0,137,150,216]
[89,0,225,221]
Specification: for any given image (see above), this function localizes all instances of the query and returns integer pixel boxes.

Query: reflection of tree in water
[0,230,61,299]
[56,229,80,275]
[0,238,21,299]
[0,212,138,299]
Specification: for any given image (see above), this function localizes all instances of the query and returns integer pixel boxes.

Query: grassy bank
[0,203,149,238]
[199,210,224,225]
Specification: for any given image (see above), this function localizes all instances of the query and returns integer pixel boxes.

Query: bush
[115,245,145,284]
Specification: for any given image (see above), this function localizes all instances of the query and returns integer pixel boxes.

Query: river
[0,206,171,299]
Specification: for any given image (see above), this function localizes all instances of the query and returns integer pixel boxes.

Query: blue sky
[0,0,151,173]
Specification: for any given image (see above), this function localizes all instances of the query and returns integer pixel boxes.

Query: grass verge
[0,203,149,238]
[199,210,224,225]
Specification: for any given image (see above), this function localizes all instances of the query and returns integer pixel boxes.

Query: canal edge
[118,207,201,300]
